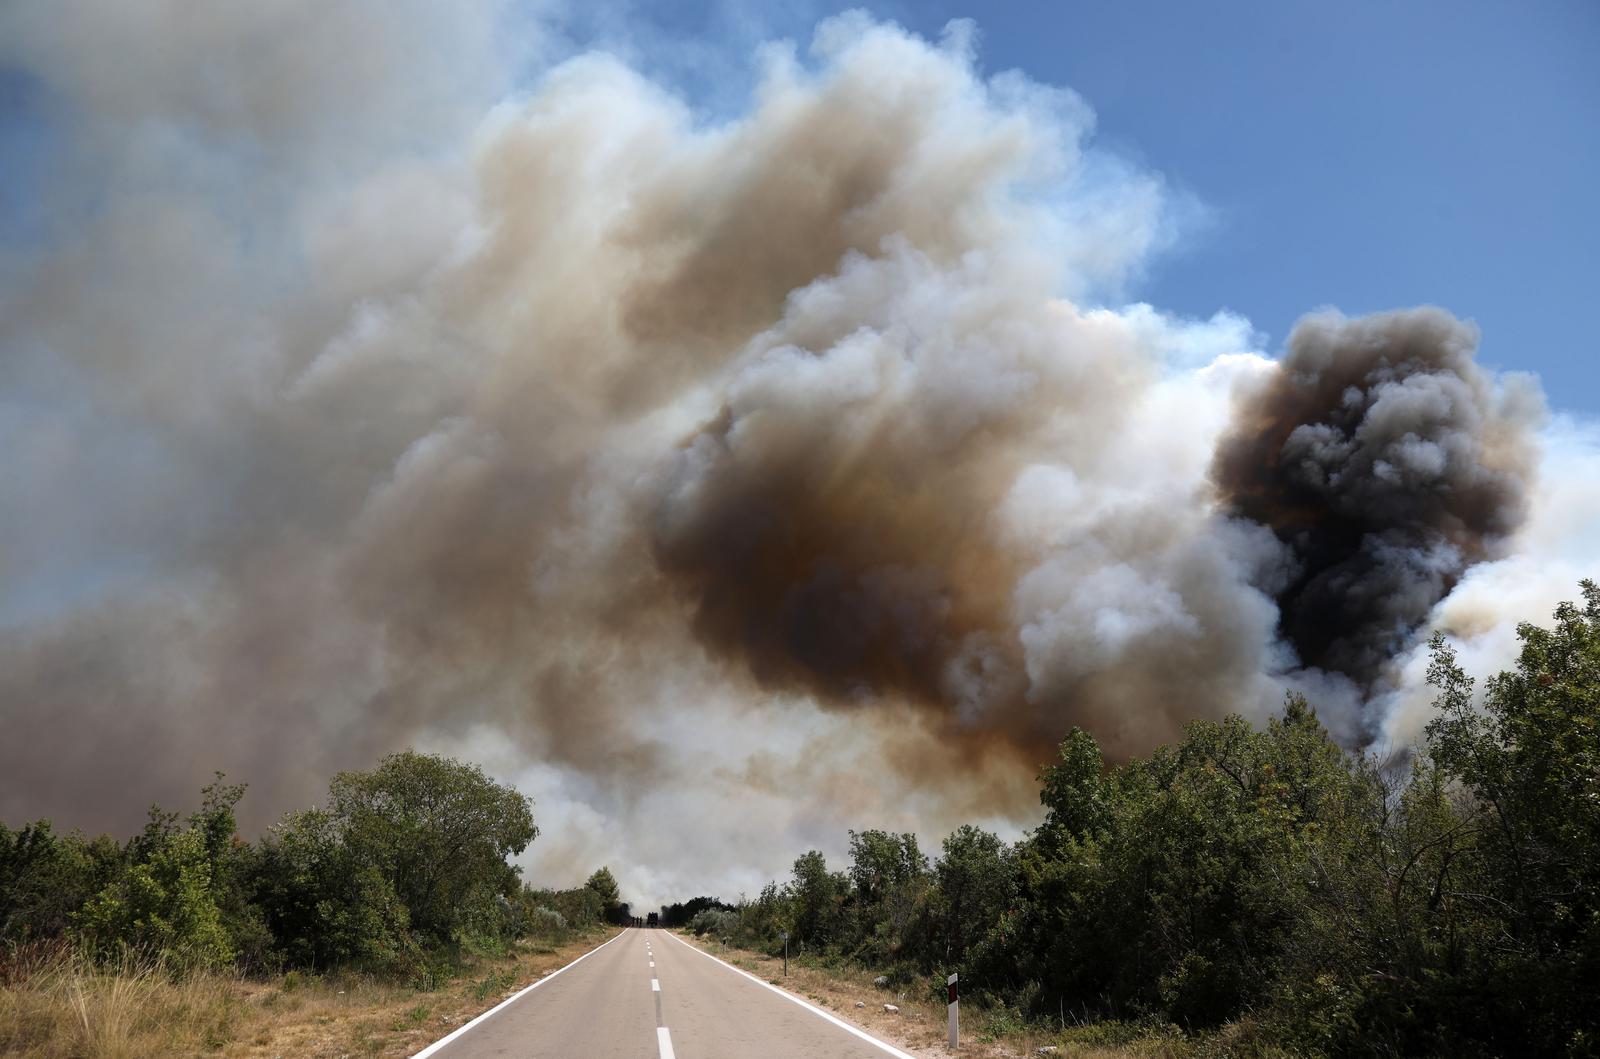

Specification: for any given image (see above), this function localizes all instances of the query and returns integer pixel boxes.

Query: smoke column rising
[0,4,1586,903]
[1213,308,1542,721]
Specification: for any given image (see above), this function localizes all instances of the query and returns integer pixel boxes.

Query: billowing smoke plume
[1214,308,1541,694]
[648,249,1285,759]
[0,5,1586,903]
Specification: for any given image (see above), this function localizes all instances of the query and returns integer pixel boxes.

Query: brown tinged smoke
[652,408,997,711]
[650,294,1542,760]
[639,235,1202,765]
[1212,308,1539,697]
[648,325,1027,736]
[0,8,1570,903]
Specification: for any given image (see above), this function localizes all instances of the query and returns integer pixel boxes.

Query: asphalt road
[415,927,918,1059]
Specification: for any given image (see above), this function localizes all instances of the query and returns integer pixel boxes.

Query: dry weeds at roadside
[0,931,617,1059]
[680,933,1192,1059]
[0,947,241,1059]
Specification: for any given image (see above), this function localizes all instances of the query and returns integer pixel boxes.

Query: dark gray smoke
[0,7,1577,905]
[1212,308,1539,693]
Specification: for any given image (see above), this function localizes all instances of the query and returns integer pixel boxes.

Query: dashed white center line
[656,1026,676,1059]
[651,978,660,992]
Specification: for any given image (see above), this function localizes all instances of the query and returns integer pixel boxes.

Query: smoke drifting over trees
[0,4,1592,902]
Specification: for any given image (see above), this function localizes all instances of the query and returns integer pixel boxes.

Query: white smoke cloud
[1378,412,1600,749]
[0,5,1593,910]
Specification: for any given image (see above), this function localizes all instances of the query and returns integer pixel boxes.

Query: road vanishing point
[413,928,920,1059]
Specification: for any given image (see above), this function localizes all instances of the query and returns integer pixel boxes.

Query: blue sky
[550,0,1600,413]
[3,1,1595,412]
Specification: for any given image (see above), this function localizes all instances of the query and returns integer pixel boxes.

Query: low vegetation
[1,750,630,1056]
[0,928,613,1058]
[671,583,1600,1057]
[6,585,1596,1056]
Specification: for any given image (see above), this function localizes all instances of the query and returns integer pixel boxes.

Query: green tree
[76,826,233,969]
[188,774,275,970]
[845,830,931,965]
[1035,727,1112,852]
[1424,583,1600,1053]
[846,830,928,904]
[525,882,606,929]
[585,867,623,923]
[1109,704,1373,1026]
[933,825,1014,970]
[252,807,419,972]
[735,880,794,951]
[328,751,537,944]
[0,821,118,943]
[1006,703,1367,1029]
[789,850,845,949]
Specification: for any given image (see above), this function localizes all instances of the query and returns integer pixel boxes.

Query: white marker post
[947,971,958,1050]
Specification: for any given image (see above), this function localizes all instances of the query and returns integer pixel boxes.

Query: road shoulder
[665,931,940,1058]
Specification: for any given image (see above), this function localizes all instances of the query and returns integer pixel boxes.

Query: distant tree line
[1,750,629,984]
[673,583,1600,1057]
[660,895,733,929]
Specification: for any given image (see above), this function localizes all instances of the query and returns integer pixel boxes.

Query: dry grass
[1,947,242,1059]
[679,933,1197,1059]
[0,930,619,1059]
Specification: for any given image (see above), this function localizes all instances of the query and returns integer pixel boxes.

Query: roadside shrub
[688,909,738,937]
[75,828,233,971]
[251,808,419,974]
[328,752,537,946]
[528,907,566,936]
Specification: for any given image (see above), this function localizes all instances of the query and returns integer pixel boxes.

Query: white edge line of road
[410,928,630,1058]
[666,930,919,1059]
